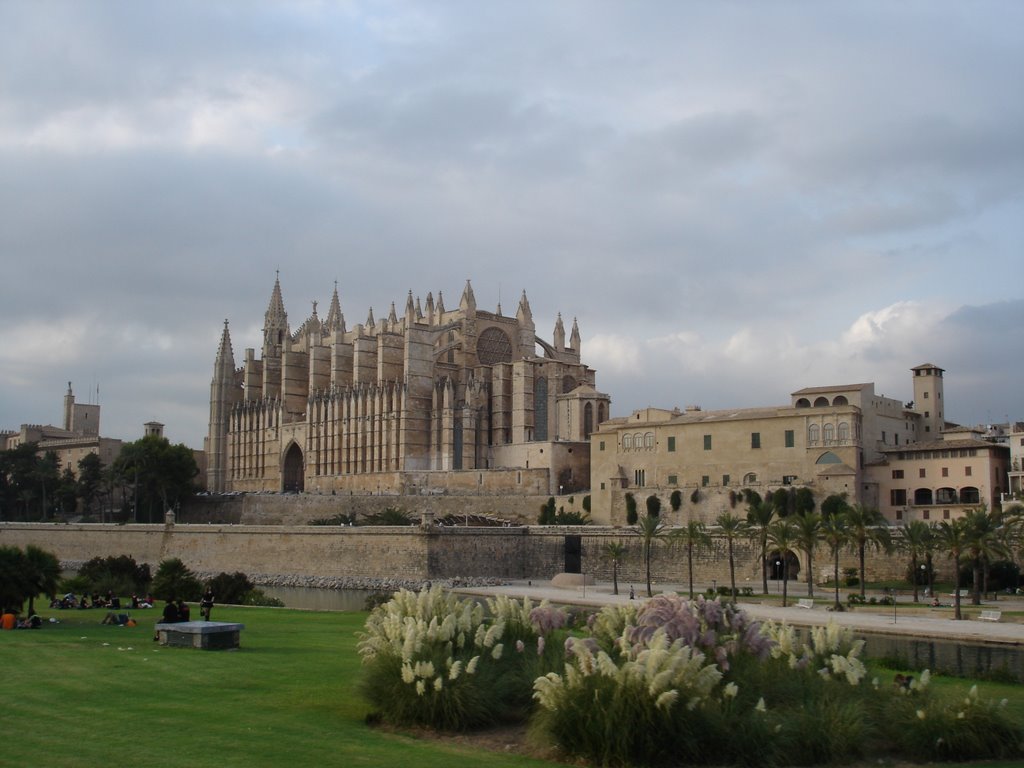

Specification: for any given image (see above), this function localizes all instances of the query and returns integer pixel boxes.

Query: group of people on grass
[1,608,42,630]
[156,589,215,625]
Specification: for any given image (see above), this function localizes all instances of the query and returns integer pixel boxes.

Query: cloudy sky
[1,1,1022,449]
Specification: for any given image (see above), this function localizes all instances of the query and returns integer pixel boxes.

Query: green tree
[77,453,104,517]
[845,504,892,599]
[820,493,849,519]
[602,541,626,595]
[961,505,1010,604]
[793,511,822,598]
[745,496,776,594]
[78,555,152,597]
[0,546,31,611]
[669,489,682,513]
[898,520,934,603]
[820,510,850,611]
[35,450,61,520]
[206,572,256,605]
[114,435,199,523]
[671,520,710,599]
[57,466,78,515]
[715,512,745,602]
[645,494,661,518]
[23,545,61,615]
[625,492,638,525]
[771,487,793,516]
[151,558,202,602]
[766,517,800,607]
[635,513,667,597]
[934,519,969,620]
[0,443,41,520]
[538,497,557,524]
[794,487,816,516]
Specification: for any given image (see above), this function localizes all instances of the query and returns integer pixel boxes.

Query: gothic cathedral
[207,277,609,497]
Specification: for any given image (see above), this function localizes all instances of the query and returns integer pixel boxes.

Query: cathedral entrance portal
[282,443,305,492]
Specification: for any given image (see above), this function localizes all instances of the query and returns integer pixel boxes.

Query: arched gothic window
[623,433,634,451]
[823,423,835,444]
[644,432,655,450]
[837,422,849,442]
[808,424,820,445]
[534,377,548,441]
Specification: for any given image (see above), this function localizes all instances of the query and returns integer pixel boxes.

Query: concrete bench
[949,590,970,599]
[155,621,245,649]
[978,610,1002,622]
[796,599,814,609]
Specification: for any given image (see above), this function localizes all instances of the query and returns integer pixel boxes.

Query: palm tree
[635,513,667,597]
[898,520,933,603]
[746,496,776,595]
[934,518,969,620]
[844,504,892,599]
[961,506,1010,605]
[820,510,849,611]
[793,512,821,598]
[766,517,800,607]
[715,512,745,602]
[671,521,711,599]
[602,541,626,595]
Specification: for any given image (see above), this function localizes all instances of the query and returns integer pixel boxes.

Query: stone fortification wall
[180,491,579,526]
[0,523,428,582]
[1,522,922,588]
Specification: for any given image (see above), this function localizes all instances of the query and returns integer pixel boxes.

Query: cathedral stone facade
[207,277,609,497]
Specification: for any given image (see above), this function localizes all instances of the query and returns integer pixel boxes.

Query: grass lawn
[1,605,566,768]
[4,604,1022,768]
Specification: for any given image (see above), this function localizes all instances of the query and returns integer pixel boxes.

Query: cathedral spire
[570,317,581,356]
[325,281,343,332]
[263,272,289,349]
[405,290,416,324]
[425,292,435,325]
[554,313,566,351]
[366,306,376,329]
[216,319,237,375]
[516,290,533,325]
[436,291,446,316]
[459,279,476,312]
[388,301,399,328]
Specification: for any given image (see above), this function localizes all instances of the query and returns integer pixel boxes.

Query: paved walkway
[454,580,1024,647]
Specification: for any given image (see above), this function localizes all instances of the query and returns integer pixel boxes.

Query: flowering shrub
[358,586,567,730]
[879,675,1022,761]
[765,620,867,685]
[534,631,723,765]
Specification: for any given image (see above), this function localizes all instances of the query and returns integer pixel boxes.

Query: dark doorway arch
[769,550,801,581]
[282,442,305,492]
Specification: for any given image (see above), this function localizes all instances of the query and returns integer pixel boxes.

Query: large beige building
[589,363,1004,525]
[0,383,122,473]
[869,429,1010,524]
[207,277,610,497]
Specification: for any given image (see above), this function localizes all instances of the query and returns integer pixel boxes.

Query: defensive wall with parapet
[0,521,919,588]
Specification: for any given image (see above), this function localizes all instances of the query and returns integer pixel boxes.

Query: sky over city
[1,1,1022,449]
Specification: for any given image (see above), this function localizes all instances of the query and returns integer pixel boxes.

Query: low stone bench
[978,610,1002,622]
[796,599,814,609]
[155,621,245,649]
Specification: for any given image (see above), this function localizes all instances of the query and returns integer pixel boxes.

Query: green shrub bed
[361,589,1023,766]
